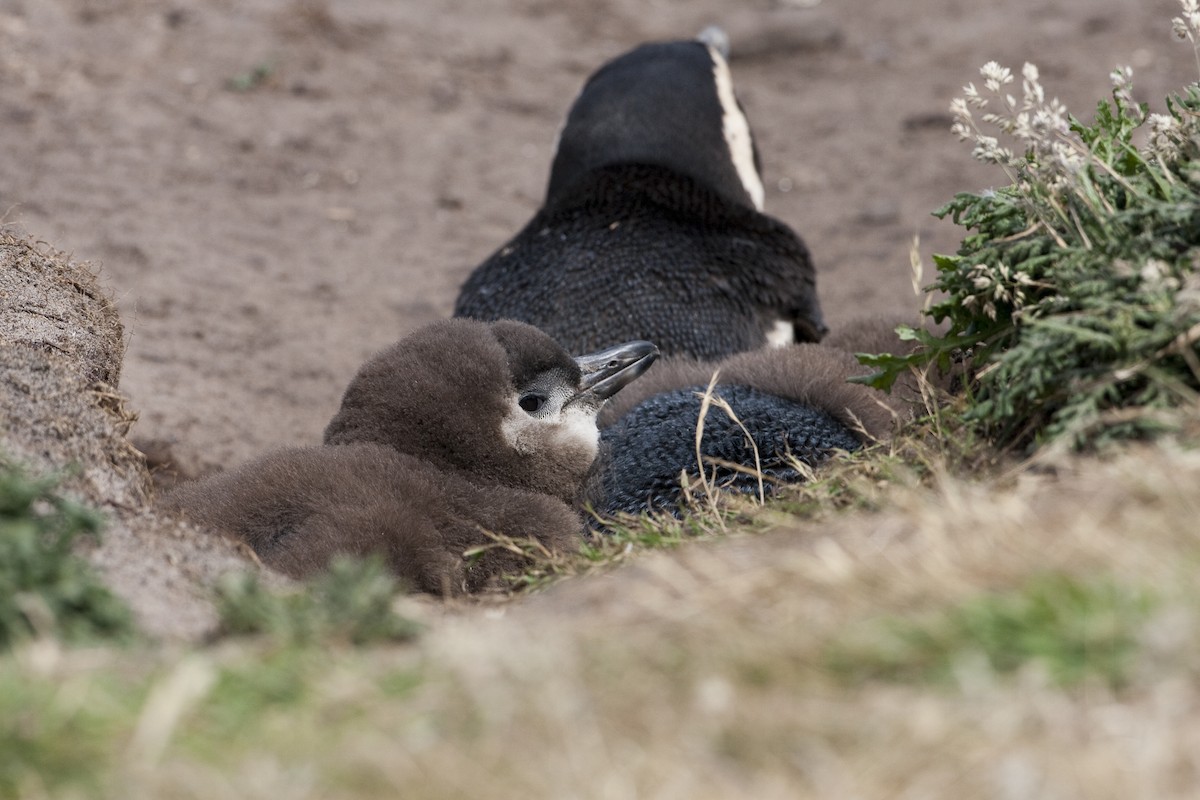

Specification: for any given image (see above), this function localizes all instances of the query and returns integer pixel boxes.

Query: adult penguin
[164,319,658,594]
[454,31,826,360]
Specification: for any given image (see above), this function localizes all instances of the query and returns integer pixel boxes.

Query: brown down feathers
[164,319,595,595]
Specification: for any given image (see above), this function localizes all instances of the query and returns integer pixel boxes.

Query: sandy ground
[1,0,1196,633]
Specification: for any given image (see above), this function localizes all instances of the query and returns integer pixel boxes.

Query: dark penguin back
[591,384,862,518]
[547,40,759,211]
[455,164,822,360]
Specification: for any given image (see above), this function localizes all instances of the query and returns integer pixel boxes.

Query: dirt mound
[0,234,124,385]
[1,236,146,505]
[1,236,254,640]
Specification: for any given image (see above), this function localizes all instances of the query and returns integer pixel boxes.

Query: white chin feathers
[501,400,601,461]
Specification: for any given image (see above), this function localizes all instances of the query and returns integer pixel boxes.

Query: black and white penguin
[585,333,912,519]
[454,32,826,360]
[164,319,658,594]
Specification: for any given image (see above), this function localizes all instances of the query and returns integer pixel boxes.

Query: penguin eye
[519,393,547,414]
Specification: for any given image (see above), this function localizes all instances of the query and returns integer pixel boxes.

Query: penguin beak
[574,340,659,401]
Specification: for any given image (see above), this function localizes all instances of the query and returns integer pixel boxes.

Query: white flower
[1013,111,1034,141]
[972,135,1014,165]
[1146,112,1183,161]
[1148,112,1180,135]
[1030,102,1069,140]
[981,111,1008,130]
[981,61,1013,91]
[963,82,988,109]
[1174,0,1200,40]
[1110,65,1135,105]
[1174,0,1200,41]
[950,97,972,121]
[1141,259,1169,284]
[1022,63,1045,106]
[1045,99,1070,133]
[1051,141,1085,175]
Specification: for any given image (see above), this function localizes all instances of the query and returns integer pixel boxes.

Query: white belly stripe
[709,47,765,211]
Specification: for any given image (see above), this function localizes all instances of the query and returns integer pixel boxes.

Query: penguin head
[546,34,765,211]
[324,319,658,504]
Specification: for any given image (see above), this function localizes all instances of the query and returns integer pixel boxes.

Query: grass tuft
[825,573,1156,689]
[0,460,133,649]
[214,556,421,646]
[226,62,275,92]
[0,654,139,798]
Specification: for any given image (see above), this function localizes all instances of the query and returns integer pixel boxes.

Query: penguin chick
[164,319,658,594]
[454,35,826,360]
[323,319,658,506]
[165,442,582,595]
[586,343,896,518]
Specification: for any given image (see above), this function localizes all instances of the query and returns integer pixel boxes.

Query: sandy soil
[1,0,1195,635]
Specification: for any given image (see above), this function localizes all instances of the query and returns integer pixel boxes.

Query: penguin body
[164,319,658,593]
[597,341,899,436]
[164,442,580,594]
[586,341,902,518]
[594,384,862,517]
[454,38,825,359]
[545,39,764,213]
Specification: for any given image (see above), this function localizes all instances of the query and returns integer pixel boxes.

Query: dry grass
[7,419,1200,799]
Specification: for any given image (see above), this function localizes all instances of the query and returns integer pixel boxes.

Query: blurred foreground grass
[5,429,1200,800]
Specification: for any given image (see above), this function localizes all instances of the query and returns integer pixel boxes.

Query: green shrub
[215,556,421,646]
[0,461,133,648]
[861,5,1200,451]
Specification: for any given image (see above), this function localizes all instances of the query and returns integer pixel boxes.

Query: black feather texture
[456,164,823,359]
[590,384,862,518]
[545,40,759,211]
[454,36,825,358]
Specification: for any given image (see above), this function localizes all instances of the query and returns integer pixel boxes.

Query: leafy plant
[214,556,421,646]
[0,461,133,648]
[860,3,1200,451]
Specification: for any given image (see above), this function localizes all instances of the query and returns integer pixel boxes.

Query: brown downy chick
[165,319,657,594]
